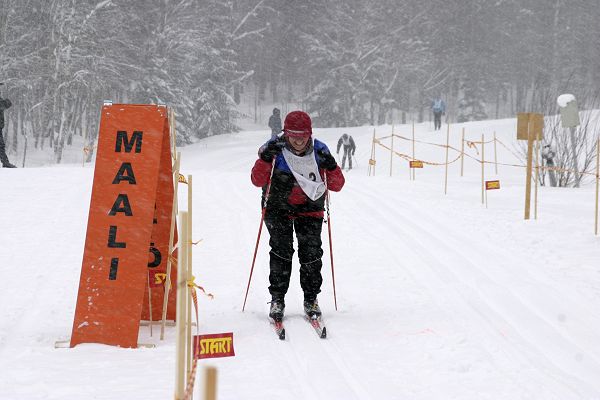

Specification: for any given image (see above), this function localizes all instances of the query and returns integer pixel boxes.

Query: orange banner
[486,180,500,190]
[142,121,177,322]
[194,333,235,359]
[71,104,175,348]
[409,160,423,168]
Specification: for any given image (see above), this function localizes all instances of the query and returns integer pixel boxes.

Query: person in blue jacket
[431,96,446,131]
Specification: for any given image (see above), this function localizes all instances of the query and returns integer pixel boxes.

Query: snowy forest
[0,0,599,163]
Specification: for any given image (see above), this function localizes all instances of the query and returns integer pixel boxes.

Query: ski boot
[269,300,285,321]
[303,299,322,318]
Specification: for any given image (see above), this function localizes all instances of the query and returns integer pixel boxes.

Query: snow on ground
[1,117,600,399]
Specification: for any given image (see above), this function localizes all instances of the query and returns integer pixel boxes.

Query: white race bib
[282,147,326,201]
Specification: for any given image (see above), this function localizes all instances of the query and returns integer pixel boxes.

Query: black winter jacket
[0,97,12,129]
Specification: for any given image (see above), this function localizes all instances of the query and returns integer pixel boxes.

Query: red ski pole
[242,160,276,311]
[324,174,338,311]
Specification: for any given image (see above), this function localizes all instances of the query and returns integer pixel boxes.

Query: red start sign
[194,333,235,359]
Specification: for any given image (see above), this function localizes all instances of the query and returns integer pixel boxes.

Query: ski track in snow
[348,181,600,398]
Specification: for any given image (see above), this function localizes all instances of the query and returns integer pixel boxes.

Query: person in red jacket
[251,111,344,321]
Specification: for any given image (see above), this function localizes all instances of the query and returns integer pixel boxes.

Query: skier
[0,83,16,168]
[336,133,356,170]
[431,96,446,131]
[542,144,557,187]
[251,110,345,322]
[268,108,282,140]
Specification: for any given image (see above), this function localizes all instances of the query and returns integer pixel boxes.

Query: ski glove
[260,139,284,163]
[318,149,338,171]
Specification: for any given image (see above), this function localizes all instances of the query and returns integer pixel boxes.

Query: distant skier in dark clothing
[0,83,16,168]
[542,144,557,187]
[431,97,446,131]
[251,110,345,321]
[268,108,282,140]
[336,133,356,170]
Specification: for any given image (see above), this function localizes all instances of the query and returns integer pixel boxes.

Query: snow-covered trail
[1,120,600,399]
[189,127,600,399]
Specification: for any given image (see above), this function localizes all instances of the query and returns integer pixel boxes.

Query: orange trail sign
[486,180,501,190]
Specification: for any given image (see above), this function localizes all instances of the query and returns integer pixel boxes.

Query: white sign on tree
[557,94,581,187]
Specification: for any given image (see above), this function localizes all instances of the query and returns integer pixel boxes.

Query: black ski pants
[264,212,324,303]
[433,111,442,130]
[0,127,10,166]
[341,145,353,170]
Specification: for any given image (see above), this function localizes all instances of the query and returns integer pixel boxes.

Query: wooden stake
[444,122,450,194]
[161,153,180,340]
[482,134,485,205]
[368,129,376,176]
[175,211,188,400]
[204,367,218,400]
[161,110,179,340]
[390,125,394,177]
[524,119,534,220]
[595,139,600,235]
[460,128,465,177]
[147,273,153,337]
[493,131,498,175]
[186,175,193,377]
[82,125,87,168]
[412,121,416,180]
[534,129,540,219]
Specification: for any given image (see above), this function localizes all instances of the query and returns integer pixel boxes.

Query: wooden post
[595,139,600,235]
[460,128,465,177]
[186,175,193,377]
[254,86,258,123]
[524,119,534,220]
[390,125,394,177]
[175,211,188,400]
[147,274,153,337]
[82,126,87,168]
[368,129,376,176]
[204,367,218,400]
[161,110,179,340]
[161,153,180,340]
[534,130,540,219]
[482,134,485,205]
[412,121,416,180]
[444,122,450,194]
[373,130,376,176]
[493,131,498,175]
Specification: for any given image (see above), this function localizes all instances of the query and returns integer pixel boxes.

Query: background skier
[431,96,446,131]
[268,108,282,140]
[542,144,558,187]
[251,110,345,321]
[336,133,356,170]
[0,83,15,168]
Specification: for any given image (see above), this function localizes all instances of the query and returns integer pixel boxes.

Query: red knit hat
[283,111,312,138]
